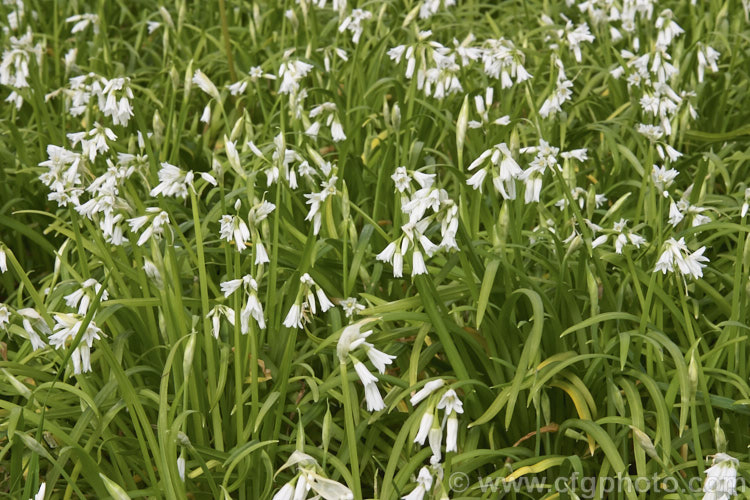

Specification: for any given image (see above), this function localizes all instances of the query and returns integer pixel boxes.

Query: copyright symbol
[449,472,469,492]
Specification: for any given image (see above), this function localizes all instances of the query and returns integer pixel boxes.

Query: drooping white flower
[128,208,170,246]
[410,379,445,406]
[696,43,720,83]
[402,467,433,500]
[419,0,456,19]
[481,38,532,88]
[0,246,6,273]
[703,453,739,500]
[278,58,313,95]
[200,104,211,123]
[654,237,709,280]
[612,219,646,254]
[654,9,684,49]
[273,452,354,500]
[150,162,194,199]
[48,313,104,374]
[467,143,521,199]
[32,482,46,500]
[64,278,109,315]
[100,77,134,126]
[353,360,385,411]
[66,13,99,34]
[338,9,372,44]
[206,305,235,339]
[0,304,9,329]
[220,275,265,332]
[18,309,50,351]
[539,59,573,118]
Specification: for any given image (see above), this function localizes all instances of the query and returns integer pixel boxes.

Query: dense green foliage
[1,0,750,498]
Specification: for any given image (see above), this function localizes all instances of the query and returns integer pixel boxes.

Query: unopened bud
[630,426,658,460]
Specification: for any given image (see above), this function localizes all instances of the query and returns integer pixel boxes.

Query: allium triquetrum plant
[1,0,750,498]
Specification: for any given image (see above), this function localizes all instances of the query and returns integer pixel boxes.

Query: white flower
[219,211,250,252]
[436,389,464,415]
[654,237,709,280]
[445,412,459,452]
[419,0,456,19]
[468,143,522,199]
[411,379,445,406]
[338,9,372,44]
[703,453,738,500]
[412,250,427,275]
[402,467,433,500]
[414,411,433,445]
[364,344,396,373]
[64,278,109,315]
[207,305,235,339]
[283,303,304,329]
[192,69,220,100]
[49,313,104,374]
[22,318,47,351]
[340,297,365,318]
[66,14,99,34]
[220,275,265,332]
[0,304,9,329]
[128,208,170,246]
[336,322,372,362]
[668,200,684,226]
[272,483,294,500]
[32,482,46,500]
[220,278,244,297]
[274,452,353,500]
[150,162,194,199]
[0,246,6,273]
[651,164,679,197]
[316,288,334,312]
[353,360,385,411]
[177,452,186,481]
[278,59,313,95]
[697,44,720,83]
[539,60,573,118]
[200,104,211,123]
[331,119,346,142]
[428,419,442,461]
[613,219,646,254]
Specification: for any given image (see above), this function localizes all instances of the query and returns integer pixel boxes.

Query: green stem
[340,362,362,500]
[190,189,224,451]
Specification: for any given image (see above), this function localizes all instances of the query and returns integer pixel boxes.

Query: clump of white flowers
[64,278,109,316]
[654,237,709,280]
[272,451,353,500]
[219,199,275,262]
[466,142,522,198]
[220,274,266,332]
[0,28,44,109]
[49,313,105,374]
[283,273,334,329]
[127,208,170,246]
[377,167,459,277]
[338,9,371,44]
[337,322,396,412]
[149,162,195,199]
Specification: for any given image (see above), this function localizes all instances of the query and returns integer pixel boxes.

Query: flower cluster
[337,322,396,412]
